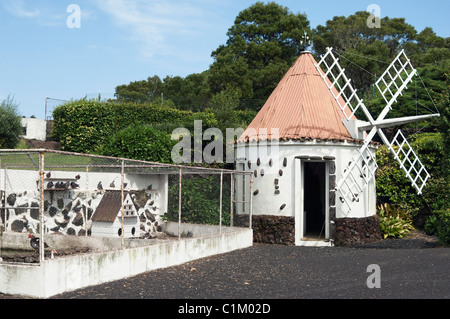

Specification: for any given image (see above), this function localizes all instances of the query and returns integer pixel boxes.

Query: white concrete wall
[0,224,253,298]
[235,140,377,220]
[21,118,47,141]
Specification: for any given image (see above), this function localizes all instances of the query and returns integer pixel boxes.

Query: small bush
[98,124,176,163]
[425,210,450,245]
[424,214,439,236]
[378,203,414,239]
[165,175,231,226]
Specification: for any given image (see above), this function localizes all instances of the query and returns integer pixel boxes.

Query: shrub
[98,124,176,163]
[424,214,439,236]
[376,132,448,226]
[165,175,231,226]
[425,210,450,245]
[376,146,422,210]
[378,203,414,239]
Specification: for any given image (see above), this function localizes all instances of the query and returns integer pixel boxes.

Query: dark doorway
[303,162,326,239]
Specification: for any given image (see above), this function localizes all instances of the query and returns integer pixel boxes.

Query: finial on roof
[300,31,312,53]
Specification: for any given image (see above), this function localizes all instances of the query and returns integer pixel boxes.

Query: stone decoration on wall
[0,188,164,238]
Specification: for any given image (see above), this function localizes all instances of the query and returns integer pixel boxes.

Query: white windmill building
[234,48,439,247]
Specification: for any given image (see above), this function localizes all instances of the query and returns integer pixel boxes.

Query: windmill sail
[374,50,430,194]
[315,47,433,212]
[315,47,373,122]
[375,50,417,112]
[387,130,430,194]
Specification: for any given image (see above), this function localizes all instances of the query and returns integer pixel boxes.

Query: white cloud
[4,0,40,18]
[93,0,210,59]
[3,1,97,27]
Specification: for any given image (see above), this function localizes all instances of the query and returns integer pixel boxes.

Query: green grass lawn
[0,152,93,171]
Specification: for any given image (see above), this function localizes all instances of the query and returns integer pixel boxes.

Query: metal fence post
[121,159,125,249]
[219,171,223,233]
[39,151,45,263]
[85,165,89,236]
[249,173,253,230]
[0,156,2,262]
[178,167,182,239]
[230,173,234,227]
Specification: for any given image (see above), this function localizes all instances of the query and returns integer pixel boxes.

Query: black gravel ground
[48,232,449,300]
[2,232,449,303]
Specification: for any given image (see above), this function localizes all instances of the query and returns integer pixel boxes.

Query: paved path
[49,242,450,299]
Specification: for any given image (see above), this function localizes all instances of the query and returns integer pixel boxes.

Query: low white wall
[0,223,253,298]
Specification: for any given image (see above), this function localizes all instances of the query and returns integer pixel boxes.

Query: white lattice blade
[375,50,417,114]
[336,129,378,211]
[315,48,373,123]
[388,130,430,194]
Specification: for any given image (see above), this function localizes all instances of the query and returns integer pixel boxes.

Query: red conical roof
[238,51,357,143]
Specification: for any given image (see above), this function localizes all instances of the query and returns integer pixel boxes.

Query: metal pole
[39,151,45,263]
[230,173,234,227]
[45,97,48,121]
[85,166,89,236]
[249,174,254,230]
[219,171,223,233]
[178,168,182,239]
[121,160,125,249]
[3,167,7,232]
[0,156,2,262]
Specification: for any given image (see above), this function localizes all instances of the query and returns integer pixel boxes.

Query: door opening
[303,162,326,239]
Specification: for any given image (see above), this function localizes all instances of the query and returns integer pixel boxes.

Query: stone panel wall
[334,215,382,246]
[235,214,382,246]
[235,214,295,245]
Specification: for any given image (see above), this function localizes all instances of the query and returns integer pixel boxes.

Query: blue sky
[0,0,448,119]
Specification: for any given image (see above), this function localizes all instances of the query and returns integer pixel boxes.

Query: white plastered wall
[235,140,377,220]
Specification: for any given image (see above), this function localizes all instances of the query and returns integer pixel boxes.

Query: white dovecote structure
[91,191,139,238]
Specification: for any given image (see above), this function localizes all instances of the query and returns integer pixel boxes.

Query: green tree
[313,11,417,97]
[0,95,22,149]
[115,72,211,111]
[209,87,241,133]
[209,1,310,110]
[115,75,163,103]
[313,11,448,137]
[405,27,450,67]
[162,72,211,111]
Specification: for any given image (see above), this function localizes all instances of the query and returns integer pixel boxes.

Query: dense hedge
[51,100,218,154]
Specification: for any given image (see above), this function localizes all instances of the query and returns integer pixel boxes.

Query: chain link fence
[0,149,252,264]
